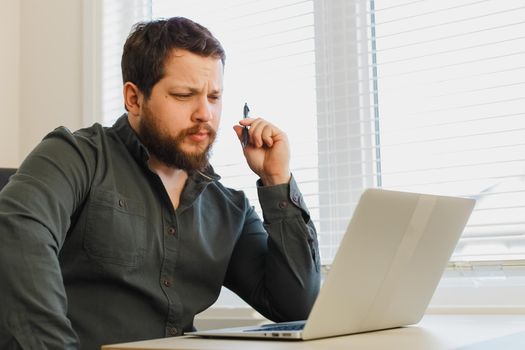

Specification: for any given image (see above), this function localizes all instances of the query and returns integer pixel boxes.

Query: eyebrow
[170,86,222,95]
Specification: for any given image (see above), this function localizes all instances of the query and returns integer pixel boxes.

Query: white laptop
[189,188,476,340]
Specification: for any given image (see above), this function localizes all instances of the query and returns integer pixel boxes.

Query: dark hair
[121,17,226,99]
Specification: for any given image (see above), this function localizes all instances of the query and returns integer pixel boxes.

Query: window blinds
[99,0,525,265]
[372,0,525,262]
[101,0,150,126]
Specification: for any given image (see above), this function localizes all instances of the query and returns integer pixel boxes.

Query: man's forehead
[167,49,223,69]
[159,51,223,91]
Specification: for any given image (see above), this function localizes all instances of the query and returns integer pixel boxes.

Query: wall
[0,1,20,167]
[0,0,83,167]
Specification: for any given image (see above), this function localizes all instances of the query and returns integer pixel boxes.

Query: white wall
[0,0,83,167]
[0,1,20,167]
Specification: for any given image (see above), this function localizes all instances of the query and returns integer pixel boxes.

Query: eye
[208,95,221,102]
[170,93,192,100]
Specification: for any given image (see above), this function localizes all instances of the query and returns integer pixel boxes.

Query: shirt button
[163,279,172,287]
[167,226,176,235]
[118,199,125,207]
[278,200,289,209]
[168,327,179,336]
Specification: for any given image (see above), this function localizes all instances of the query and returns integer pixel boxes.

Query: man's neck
[148,156,189,209]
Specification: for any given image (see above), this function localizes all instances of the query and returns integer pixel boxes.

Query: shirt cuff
[257,174,311,223]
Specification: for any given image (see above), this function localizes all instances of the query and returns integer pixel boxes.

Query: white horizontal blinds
[151,1,319,234]
[101,0,151,126]
[313,0,379,263]
[372,0,525,261]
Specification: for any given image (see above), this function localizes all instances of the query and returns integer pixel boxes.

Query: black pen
[242,103,250,148]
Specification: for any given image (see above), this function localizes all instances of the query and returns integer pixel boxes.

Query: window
[371,0,525,309]
[373,0,525,264]
[92,0,525,307]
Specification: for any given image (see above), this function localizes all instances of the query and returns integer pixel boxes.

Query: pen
[242,103,250,148]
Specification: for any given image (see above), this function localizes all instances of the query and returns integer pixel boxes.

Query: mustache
[179,123,216,139]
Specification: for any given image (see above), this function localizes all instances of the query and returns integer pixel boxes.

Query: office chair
[0,168,17,191]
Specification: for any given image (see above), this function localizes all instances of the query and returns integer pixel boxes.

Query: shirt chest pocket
[83,188,146,267]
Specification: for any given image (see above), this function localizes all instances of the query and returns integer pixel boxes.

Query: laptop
[188,188,476,340]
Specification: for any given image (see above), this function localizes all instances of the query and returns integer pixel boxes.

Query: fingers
[248,119,274,148]
[237,118,282,148]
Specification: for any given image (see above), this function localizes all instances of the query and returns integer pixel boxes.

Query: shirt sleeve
[0,128,94,349]
[223,175,321,322]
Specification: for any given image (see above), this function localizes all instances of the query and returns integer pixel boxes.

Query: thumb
[233,125,244,140]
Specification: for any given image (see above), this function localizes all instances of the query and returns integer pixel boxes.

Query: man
[0,17,320,349]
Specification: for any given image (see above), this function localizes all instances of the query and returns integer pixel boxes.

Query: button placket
[160,209,183,339]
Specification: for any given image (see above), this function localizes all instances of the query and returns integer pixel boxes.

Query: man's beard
[137,105,217,172]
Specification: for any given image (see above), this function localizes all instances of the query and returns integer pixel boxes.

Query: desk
[102,314,525,350]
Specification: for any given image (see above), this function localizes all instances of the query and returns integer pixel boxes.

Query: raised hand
[233,117,291,186]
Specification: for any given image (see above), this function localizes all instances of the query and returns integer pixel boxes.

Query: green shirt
[0,115,320,349]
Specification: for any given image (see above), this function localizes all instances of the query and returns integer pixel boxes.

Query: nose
[192,96,212,123]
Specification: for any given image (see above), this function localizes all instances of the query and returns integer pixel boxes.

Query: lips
[182,123,216,145]
[188,130,209,142]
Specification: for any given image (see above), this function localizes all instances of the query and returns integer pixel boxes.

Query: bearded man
[0,17,320,350]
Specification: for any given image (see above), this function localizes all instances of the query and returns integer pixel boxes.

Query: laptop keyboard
[243,322,305,332]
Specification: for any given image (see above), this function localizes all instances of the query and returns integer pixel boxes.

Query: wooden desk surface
[102,314,525,350]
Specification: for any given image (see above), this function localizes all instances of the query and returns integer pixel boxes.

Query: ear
[123,82,143,116]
